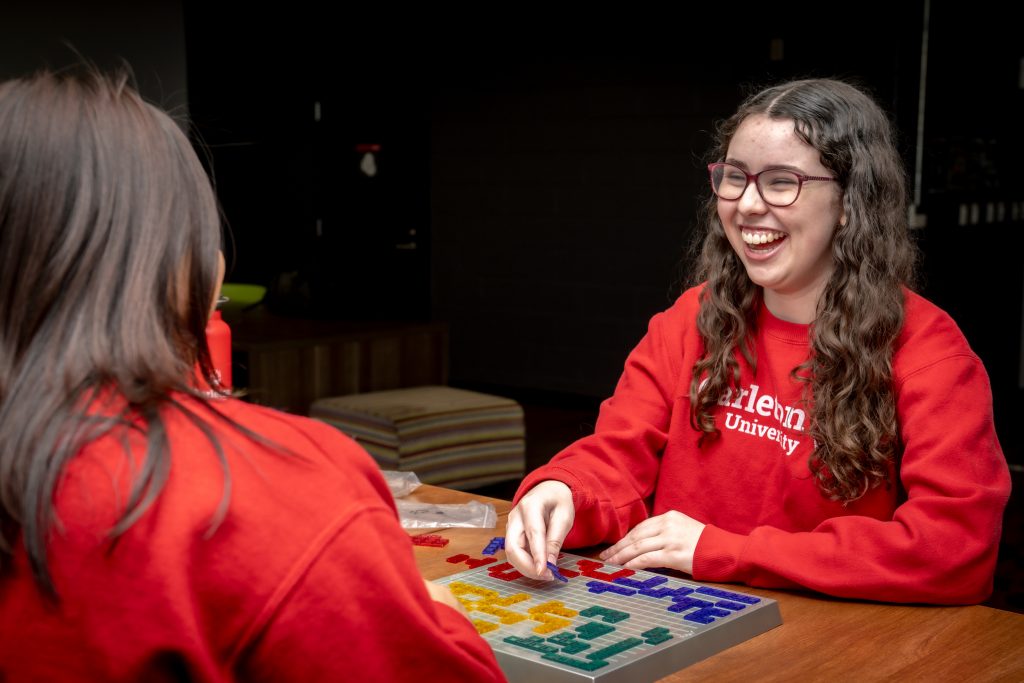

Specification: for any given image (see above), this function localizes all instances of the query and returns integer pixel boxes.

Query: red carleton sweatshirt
[0,396,506,682]
[516,285,1010,604]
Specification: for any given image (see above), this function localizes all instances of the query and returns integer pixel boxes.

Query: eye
[724,171,747,185]
[763,171,799,188]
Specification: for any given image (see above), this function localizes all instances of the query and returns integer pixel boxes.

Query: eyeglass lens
[711,163,802,207]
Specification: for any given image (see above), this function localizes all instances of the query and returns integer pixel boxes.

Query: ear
[839,213,847,228]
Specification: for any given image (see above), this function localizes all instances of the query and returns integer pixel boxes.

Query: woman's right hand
[504,480,575,580]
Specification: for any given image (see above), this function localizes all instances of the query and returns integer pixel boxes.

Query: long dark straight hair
[688,78,919,502]
[0,68,226,595]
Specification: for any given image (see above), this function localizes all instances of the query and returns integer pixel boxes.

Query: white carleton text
[711,382,804,456]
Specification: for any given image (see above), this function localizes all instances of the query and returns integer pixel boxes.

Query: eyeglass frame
[707,162,838,208]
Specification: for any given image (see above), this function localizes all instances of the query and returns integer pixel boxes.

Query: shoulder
[894,289,984,383]
[648,283,704,331]
[672,283,705,315]
[215,399,382,470]
[68,395,393,523]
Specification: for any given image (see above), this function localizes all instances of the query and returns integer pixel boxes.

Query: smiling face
[718,114,846,323]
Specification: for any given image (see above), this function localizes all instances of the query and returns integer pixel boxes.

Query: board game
[437,548,782,682]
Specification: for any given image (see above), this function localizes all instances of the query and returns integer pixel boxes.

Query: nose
[737,181,767,214]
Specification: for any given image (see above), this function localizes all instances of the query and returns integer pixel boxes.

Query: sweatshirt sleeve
[694,352,1011,604]
[514,297,688,548]
[236,504,507,682]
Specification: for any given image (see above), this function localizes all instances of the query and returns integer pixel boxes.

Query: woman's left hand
[598,510,706,575]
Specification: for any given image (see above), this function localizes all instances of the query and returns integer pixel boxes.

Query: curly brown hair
[688,78,919,502]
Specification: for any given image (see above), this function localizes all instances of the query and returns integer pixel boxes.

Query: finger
[599,518,660,561]
[507,503,552,580]
[544,503,574,565]
[601,534,667,566]
[621,548,678,572]
[503,508,535,575]
[526,521,552,579]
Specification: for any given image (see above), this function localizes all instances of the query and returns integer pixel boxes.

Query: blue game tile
[683,606,732,624]
[666,597,714,613]
[586,581,637,596]
[695,586,761,604]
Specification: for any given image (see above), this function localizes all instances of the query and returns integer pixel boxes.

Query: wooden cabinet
[224,308,448,415]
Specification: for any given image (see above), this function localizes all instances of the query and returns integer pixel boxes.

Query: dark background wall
[1,2,1021,464]
[0,1,188,119]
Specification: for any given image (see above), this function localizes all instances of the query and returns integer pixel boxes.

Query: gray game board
[437,552,782,683]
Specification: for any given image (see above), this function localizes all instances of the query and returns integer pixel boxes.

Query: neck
[762,287,821,324]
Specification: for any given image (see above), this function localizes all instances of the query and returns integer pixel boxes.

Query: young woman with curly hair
[505,78,1010,604]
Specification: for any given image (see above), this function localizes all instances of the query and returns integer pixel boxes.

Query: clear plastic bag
[382,470,422,498]
[395,499,497,529]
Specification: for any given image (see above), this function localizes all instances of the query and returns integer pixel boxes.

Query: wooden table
[405,485,1024,682]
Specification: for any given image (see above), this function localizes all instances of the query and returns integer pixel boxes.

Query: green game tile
[561,641,591,654]
[586,638,645,661]
[641,627,673,645]
[580,606,630,623]
[503,635,559,654]
[542,652,609,671]
[574,622,615,640]
[546,633,578,646]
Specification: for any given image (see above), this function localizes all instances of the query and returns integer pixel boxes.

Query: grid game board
[437,549,782,682]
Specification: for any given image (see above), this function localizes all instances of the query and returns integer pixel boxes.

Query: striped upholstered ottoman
[309,385,525,490]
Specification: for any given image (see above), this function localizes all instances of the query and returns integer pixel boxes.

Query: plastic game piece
[480,604,529,624]
[696,586,762,604]
[667,597,714,613]
[490,592,530,607]
[586,637,644,661]
[487,561,524,582]
[613,575,667,590]
[574,622,615,640]
[640,627,673,645]
[528,613,572,634]
[585,580,637,596]
[546,561,569,582]
[561,640,590,655]
[575,559,637,582]
[528,601,577,618]
[482,536,506,555]
[540,652,609,671]
[546,633,578,646]
[411,533,450,547]
[579,606,630,623]
[465,557,498,569]
[473,620,500,635]
[446,553,497,569]
[683,609,721,625]
[504,636,559,654]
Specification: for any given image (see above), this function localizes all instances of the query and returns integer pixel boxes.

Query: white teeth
[741,230,785,246]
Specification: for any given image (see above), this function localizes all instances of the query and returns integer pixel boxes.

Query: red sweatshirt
[0,396,505,682]
[516,285,1010,604]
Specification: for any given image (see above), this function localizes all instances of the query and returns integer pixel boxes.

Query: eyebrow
[724,158,811,174]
